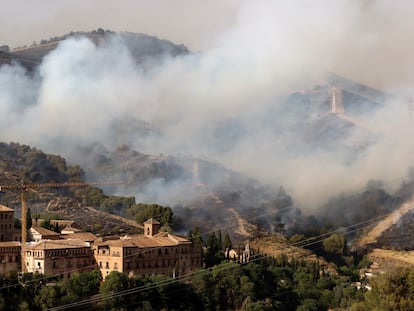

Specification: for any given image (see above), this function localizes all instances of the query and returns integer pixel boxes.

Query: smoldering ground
[1,0,414,214]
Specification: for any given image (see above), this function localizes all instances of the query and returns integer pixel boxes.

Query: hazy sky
[0,0,239,51]
[2,0,414,89]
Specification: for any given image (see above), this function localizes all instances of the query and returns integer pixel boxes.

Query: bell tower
[143,218,160,237]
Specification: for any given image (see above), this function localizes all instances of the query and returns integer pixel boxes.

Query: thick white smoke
[1,0,414,210]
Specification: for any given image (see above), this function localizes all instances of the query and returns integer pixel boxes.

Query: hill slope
[0,28,189,70]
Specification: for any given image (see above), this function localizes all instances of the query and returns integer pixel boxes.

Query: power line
[1,173,410,291]
[1,169,413,300]
[47,214,384,310]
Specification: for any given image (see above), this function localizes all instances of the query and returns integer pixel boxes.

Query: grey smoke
[1,0,414,212]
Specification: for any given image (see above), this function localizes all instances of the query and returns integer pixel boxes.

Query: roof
[0,241,21,248]
[0,205,14,212]
[95,232,191,248]
[28,239,89,251]
[143,218,160,225]
[61,232,97,242]
[30,226,60,236]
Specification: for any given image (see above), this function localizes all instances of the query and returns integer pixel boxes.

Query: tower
[143,218,160,237]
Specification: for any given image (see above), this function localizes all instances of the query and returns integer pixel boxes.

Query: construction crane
[0,179,123,272]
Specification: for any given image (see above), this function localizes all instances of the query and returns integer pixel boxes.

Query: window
[114,262,118,270]
[99,262,102,268]
[105,262,109,269]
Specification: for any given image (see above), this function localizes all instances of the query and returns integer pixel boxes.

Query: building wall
[0,245,20,275]
[0,210,16,241]
[26,246,97,278]
[94,242,202,279]
[124,244,201,277]
[96,245,123,278]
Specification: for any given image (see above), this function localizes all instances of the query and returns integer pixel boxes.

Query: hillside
[0,142,142,235]
[83,144,289,240]
[2,29,414,252]
[0,28,189,70]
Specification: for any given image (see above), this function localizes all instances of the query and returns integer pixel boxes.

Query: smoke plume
[1,0,414,212]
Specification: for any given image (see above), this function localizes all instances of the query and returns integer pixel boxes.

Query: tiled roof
[143,218,160,225]
[95,233,191,248]
[0,205,14,212]
[0,241,21,247]
[61,232,97,242]
[28,239,89,250]
[30,226,60,236]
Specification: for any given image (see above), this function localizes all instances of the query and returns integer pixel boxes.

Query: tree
[129,204,174,228]
[26,208,32,230]
[14,218,21,229]
[68,270,101,298]
[217,230,223,251]
[100,271,130,309]
[323,233,345,255]
[34,286,58,310]
[364,267,414,310]
[224,233,232,251]
[40,219,54,231]
[189,227,203,249]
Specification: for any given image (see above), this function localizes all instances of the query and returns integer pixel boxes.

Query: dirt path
[228,208,254,237]
[355,197,414,248]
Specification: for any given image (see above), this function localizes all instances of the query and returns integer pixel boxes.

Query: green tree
[364,267,414,310]
[26,208,32,230]
[129,203,174,228]
[99,271,130,309]
[323,233,345,255]
[14,218,21,229]
[34,285,58,310]
[189,227,203,249]
[40,219,54,231]
[217,230,223,251]
[68,270,101,298]
[205,232,223,267]
[224,233,232,250]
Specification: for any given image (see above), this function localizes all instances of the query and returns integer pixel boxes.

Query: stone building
[0,205,21,242]
[25,239,96,278]
[0,241,20,275]
[93,218,202,279]
[29,226,60,242]
[0,205,22,274]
